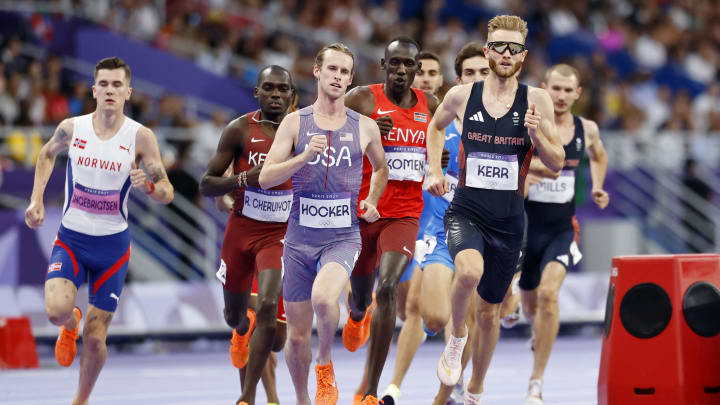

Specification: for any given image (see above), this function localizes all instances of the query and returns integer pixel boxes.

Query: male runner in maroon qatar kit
[199,65,295,405]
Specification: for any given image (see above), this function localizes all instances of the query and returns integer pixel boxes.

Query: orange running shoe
[315,361,338,405]
[342,301,375,352]
[55,306,82,367]
[359,394,382,405]
[229,309,256,368]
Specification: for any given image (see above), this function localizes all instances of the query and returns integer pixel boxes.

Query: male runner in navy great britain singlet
[520,64,609,405]
[425,15,566,404]
[259,43,388,405]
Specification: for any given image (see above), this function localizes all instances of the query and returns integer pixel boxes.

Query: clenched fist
[25,200,45,229]
[524,104,541,138]
[376,116,393,137]
[592,188,610,209]
[130,161,153,193]
[359,200,380,223]
[427,171,449,197]
[303,135,328,163]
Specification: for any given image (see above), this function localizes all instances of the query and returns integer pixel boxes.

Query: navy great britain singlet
[285,106,364,243]
[451,81,533,219]
[525,115,585,229]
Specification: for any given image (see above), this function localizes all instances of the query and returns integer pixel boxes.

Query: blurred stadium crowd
[0,0,719,176]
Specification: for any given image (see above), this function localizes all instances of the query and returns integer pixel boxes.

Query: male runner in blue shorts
[25,57,173,405]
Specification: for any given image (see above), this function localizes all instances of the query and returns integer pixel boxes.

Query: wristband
[145,180,155,195]
[237,171,247,188]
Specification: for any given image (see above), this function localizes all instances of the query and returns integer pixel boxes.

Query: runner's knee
[272,324,287,352]
[45,303,74,326]
[223,306,243,329]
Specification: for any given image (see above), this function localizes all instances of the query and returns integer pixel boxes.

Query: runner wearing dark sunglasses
[425,15,566,405]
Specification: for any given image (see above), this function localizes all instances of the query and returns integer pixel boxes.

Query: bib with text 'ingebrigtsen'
[70,183,120,215]
[299,192,351,228]
[242,186,293,222]
[465,152,518,190]
[528,170,575,203]
[384,145,426,182]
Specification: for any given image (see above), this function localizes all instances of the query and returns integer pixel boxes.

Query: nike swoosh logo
[403,245,412,256]
[306,132,325,137]
[250,137,264,143]
[377,108,397,115]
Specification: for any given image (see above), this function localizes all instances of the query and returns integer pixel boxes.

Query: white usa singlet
[61,114,142,236]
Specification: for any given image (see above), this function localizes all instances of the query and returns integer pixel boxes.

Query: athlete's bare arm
[345,86,375,116]
[211,164,234,213]
[582,117,609,209]
[134,127,174,204]
[425,91,440,115]
[426,84,472,196]
[526,87,564,172]
[259,112,326,189]
[359,115,388,223]
[199,116,248,196]
[345,86,394,137]
[25,118,74,229]
[529,157,561,179]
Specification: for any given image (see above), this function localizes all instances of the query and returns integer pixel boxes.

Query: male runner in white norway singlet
[25,57,173,405]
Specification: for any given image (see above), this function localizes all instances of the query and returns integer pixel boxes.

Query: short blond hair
[314,43,355,72]
[544,63,581,84]
[488,15,528,41]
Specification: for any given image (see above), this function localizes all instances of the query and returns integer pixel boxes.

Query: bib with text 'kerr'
[465,152,519,191]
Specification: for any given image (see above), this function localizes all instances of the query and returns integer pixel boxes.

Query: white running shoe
[436,330,467,385]
[449,380,464,404]
[500,305,520,329]
[524,379,543,405]
[464,389,482,405]
[527,330,536,351]
[381,383,401,405]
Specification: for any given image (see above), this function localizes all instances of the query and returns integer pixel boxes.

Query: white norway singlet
[62,113,142,236]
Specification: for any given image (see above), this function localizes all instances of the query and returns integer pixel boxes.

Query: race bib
[242,186,293,222]
[528,170,575,203]
[70,183,120,215]
[385,146,426,182]
[299,192,351,228]
[443,171,459,202]
[465,152,518,190]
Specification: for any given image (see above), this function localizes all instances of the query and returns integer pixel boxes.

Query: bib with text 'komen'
[465,152,518,191]
[242,186,293,222]
[384,145,426,182]
[299,192,351,228]
[528,170,575,203]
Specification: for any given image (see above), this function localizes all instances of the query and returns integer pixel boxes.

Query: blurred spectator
[0,74,19,125]
[45,77,69,124]
[67,81,89,117]
[190,109,228,164]
[2,36,26,76]
[692,82,720,132]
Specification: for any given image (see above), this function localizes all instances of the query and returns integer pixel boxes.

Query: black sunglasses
[487,41,526,55]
